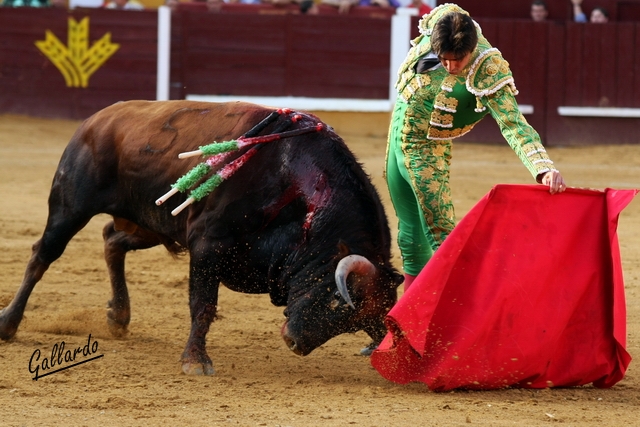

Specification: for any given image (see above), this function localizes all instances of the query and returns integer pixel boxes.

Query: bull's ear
[392,272,404,288]
[385,270,404,289]
[336,240,350,259]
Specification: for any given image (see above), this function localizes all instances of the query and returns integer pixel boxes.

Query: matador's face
[438,51,473,76]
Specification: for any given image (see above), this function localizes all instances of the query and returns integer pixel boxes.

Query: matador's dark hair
[430,12,478,59]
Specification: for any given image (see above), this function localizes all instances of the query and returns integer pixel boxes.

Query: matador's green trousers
[385,101,456,276]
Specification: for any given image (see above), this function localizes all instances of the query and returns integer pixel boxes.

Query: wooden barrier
[0,8,157,119]
[0,7,638,144]
[178,12,390,100]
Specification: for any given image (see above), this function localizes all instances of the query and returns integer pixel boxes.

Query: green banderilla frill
[198,140,239,157]
[189,174,223,202]
[171,162,211,192]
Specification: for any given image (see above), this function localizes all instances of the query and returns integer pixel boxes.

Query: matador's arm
[485,87,558,183]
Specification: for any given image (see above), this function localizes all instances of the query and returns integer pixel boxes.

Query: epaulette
[465,48,518,112]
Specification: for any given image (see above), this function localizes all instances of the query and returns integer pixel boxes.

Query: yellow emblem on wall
[35,17,120,88]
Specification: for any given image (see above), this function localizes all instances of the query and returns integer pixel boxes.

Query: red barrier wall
[177,12,390,100]
[0,8,638,145]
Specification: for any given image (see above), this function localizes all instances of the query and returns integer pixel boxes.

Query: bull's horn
[334,255,376,310]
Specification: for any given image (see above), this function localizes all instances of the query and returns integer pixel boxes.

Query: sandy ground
[0,113,638,426]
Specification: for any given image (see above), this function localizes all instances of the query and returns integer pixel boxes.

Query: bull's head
[281,250,403,356]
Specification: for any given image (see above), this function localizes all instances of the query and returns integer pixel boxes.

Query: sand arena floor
[0,113,638,426]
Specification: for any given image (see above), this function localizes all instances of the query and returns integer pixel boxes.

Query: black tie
[414,57,441,74]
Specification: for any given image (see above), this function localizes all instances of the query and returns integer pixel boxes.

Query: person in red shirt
[411,0,431,16]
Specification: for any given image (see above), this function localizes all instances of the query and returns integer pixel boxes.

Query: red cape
[371,185,637,391]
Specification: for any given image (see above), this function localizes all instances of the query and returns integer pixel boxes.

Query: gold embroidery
[427,124,475,140]
[441,74,457,92]
[428,180,440,193]
[419,166,435,180]
[434,92,458,112]
[485,64,498,76]
[419,73,431,87]
[498,93,517,113]
[445,206,454,220]
[499,58,510,74]
[430,110,454,127]
[432,144,446,157]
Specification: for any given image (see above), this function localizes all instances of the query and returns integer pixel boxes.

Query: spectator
[262,0,318,14]
[530,0,548,22]
[590,7,609,22]
[298,0,318,14]
[105,0,145,8]
[165,0,179,11]
[411,0,432,16]
[571,0,609,23]
[320,0,357,14]
[206,0,223,12]
[321,0,396,14]
[360,0,399,7]
[1,0,49,6]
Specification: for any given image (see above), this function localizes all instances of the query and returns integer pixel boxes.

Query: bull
[0,100,402,375]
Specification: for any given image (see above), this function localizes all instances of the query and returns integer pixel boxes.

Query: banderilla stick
[155,124,320,206]
[177,123,324,159]
[170,146,262,216]
[155,162,211,206]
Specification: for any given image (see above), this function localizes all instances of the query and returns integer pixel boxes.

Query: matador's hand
[541,170,566,194]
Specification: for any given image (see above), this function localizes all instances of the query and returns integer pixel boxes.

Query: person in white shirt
[105,0,144,10]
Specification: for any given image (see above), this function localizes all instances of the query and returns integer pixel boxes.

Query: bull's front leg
[181,249,219,375]
[102,220,164,337]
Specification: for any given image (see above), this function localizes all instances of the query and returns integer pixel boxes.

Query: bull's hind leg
[181,247,220,375]
[0,213,92,340]
[102,219,164,337]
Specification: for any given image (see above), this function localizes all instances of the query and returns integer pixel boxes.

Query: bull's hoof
[106,306,130,338]
[106,314,129,339]
[0,308,19,341]
[182,362,215,376]
[107,319,129,338]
